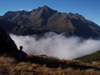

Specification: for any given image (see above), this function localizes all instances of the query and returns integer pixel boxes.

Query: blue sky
[0,0,100,25]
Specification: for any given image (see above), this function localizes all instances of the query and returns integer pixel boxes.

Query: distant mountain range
[0,5,100,38]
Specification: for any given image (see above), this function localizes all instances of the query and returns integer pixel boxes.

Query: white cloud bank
[28,9,32,11]
[10,32,100,59]
[19,8,24,11]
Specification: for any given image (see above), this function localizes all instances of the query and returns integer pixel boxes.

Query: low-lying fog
[10,32,100,59]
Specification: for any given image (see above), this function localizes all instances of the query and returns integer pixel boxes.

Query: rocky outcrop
[0,27,18,57]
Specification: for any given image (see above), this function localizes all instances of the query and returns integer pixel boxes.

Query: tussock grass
[0,54,100,75]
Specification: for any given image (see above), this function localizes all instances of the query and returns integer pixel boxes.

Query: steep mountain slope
[3,6,57,28]
[1,6,100,37]
[0,19,52,35]
[0,25,18,56]
[0,19,18,32]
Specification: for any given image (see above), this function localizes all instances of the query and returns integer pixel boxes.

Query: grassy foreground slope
[0,54,100,75]
[76,50,100,63]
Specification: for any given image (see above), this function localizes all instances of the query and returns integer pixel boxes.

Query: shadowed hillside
[0,19,18,32]
[0,27,18,57]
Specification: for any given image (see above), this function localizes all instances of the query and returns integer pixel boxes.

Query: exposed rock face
[0,27,18,56]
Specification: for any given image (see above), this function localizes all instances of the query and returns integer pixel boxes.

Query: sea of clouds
[10,32,100,59]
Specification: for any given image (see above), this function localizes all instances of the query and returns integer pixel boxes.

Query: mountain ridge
[1,5,100,38]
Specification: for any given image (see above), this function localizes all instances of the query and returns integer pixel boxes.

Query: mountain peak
[67,12,73,17]
[43,5,49,9]
[41,5,57,12]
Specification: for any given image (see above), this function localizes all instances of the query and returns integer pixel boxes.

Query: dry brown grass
[0,54,100,75]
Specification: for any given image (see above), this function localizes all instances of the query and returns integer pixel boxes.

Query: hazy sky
[0,0,100,25]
